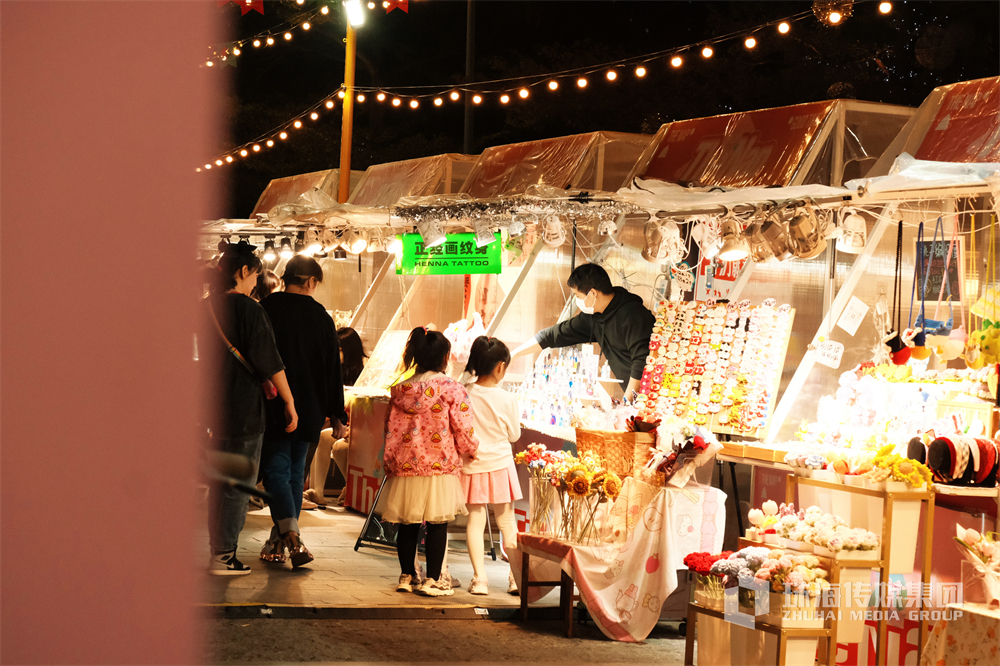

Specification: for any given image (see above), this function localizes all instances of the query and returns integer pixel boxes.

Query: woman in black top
[203,241,298,576]
[259,255,347,568]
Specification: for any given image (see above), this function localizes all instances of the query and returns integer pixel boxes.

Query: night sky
[208,1,1000,218]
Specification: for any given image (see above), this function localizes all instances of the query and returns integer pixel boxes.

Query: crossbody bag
[208,300,278,400]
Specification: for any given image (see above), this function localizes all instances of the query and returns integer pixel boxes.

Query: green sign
[395,232,501,275]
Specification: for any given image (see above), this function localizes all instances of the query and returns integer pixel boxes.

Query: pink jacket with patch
[383,374,479,477]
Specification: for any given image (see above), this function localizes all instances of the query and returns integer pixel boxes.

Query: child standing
[378,327,479,597]
[461,336,522,595]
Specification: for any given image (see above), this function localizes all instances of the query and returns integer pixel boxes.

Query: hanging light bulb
[576,77,588,88]
[225,156,234,163]
[326,100,335,109]
[500,94,510,104]
[233,47,241,55]
[635,66,647,77]
[701,45,714,58]
[670,55,683,68]
[240,149,248,157]
[263,240,277,262]
[392,98,401,107]
[606,70,618,81]
[253,39,261,47]
[252,144,261,152]
[813,0,854,26]
[450,90,460,101]
[266,140,274,147]
[368,1,376,8]
[302,21,311,30]
[215,159,223,166]
[357,93,365,102]
[206,61,214,67]
[744,36,757,49]
[409,99,419,109]
[321,5,330,14]
[387,234,403,255]
[303,229,323,256]
[377,92,386,101]
[717,218,749,262]
[266,36,275,45]
[472,94,482,104]
[338,91,346,99]
[279,237,294,260]
[548,80,559,90]
[205,164,213,169]
[518,88,529,98]
[434,97,443,106]
[778,21,790,34]
[310,112,319,120]
[344,229,369,253]
[284,32,292,40]
[293,120,302,128]
[416,219,446,248]
[279,132,288,140]
[829,12,842,23]
[879,2,892,14]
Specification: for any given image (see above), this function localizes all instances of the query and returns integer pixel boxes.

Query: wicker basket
[633,440,667,486]
[575,428,655,478]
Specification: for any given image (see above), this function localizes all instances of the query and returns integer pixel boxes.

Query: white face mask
[575,290,596,315]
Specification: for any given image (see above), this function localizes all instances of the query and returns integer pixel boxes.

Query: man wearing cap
[511,263,655,402]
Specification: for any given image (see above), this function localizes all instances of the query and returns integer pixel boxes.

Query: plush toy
[928,326,968,362]
[969,320,1000,365]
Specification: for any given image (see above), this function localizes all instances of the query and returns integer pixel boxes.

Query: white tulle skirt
[376,474,469,524]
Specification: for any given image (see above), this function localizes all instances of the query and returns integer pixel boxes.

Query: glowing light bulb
[500,94,510,104]
[284,32,292,41]
[206,61,214,67]
[368,1,375,8]
[205,164,212,169]
[302,22,311,30]
[321,6,329,14]
[356,93,365,102]
[296,0,304,4]
[409,99,419,108]
[701,45,713,58]
[518,88,529,98]
[326,100,335,109]
[434,97,443,106]
[310,112,319,120]
[266,140,274,147]
[392,98,401,106]
[233,47,241,55]
[266,37,275,45]
[778,22,790,34]
[472,94,482,104]
[253,39,261,47]
[196,167,201,172]
[548,80,559,90]
[382,1,389,8]
[338,91,346,98]
[450,91,460,101]
[576,77,587,88]
[377,92,386,101]
[829,12,841,23]
[635,66,646,77]
[670,55,683,68]
[215,160,223,166]
[293,120,302,128]
[279,132,288,140]
[745,36,757,49]
[606,70,617,81]
[879,2,892,14]
[252,144,261,152]
[225,156,233,163]
[240,149,248,156]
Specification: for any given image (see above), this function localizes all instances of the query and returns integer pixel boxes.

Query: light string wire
[206,4,333,64]
[201,2,893,170]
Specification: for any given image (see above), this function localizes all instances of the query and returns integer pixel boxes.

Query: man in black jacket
[511,263,654,402]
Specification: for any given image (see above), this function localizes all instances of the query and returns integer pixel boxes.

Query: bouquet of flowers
[514,443,566,535]
[871,444,933,488]
[753,550,831,598]
[542,451,622,543]
[953,526,1000,606]
[642,422,722,487]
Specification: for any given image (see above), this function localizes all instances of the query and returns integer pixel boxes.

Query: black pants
[396,522,448,580]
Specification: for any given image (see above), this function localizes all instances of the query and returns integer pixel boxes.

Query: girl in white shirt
[461,336,522,595]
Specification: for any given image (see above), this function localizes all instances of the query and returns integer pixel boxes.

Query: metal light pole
[338,1,364,203]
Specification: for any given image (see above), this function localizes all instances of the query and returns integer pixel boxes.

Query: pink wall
[1,2,223,663]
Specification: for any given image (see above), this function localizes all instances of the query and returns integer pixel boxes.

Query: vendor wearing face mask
[511,263,655,402]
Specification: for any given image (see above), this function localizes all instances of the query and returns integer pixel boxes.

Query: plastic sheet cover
[915,77,1000,163]
[615,178,848,214]
[635,101,835,188]
[251,169,364,217]
[348,154,478,206]
[846,153,1000,195]
[460,131,650,198]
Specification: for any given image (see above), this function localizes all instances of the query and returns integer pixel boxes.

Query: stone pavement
[201,503,560,609]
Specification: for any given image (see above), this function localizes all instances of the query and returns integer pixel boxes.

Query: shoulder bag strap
[208,299,262,380]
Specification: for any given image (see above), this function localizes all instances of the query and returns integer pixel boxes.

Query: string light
[701,45,714,58]
[321,6,329,14]
[206,61,214,67]
[409,99,419,108]
[671,55,683,67]
[472,94,482,104]
[266,36,274,45]
[232,47,241,55]
[266,140,274,147]
[284,32,292,40]
[253,39,261,47]
[635,66,646,77]
[325,100,335,109]
[450,91,460,101]
[279,132,288,140]
[368,2,376,8]
[309,112,319,120]
[216,159,223,166]
[548,80,559,90]
[226,156,233,163]
[745,36,757,49]
[205,164,212,169]
[377,92,386,101]
[338,91,346,98]
[606,70,617,81]
[252,144,261,152]
[293,120,302,128]
[357,93,365,102]
[500,94,510,104]
[240,149,248,156]
[392,97,401,106]
[518,88,529,98]
[301,22,311,30]
[577,77,588,88]
[778,21,790,34]
[879,2,892,13]
[434,97,443,106]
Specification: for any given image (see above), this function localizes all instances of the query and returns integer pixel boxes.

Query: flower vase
[696,574,725,611]
[885,480,910,493]
[528,477,557,536]
[887,499,920,573]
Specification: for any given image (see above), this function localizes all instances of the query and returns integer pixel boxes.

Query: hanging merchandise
[968,216,1000,366]
[903,221,931,360]
[886,220,910,365]
[926,218,966,361]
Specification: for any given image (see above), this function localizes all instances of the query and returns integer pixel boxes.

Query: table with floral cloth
[513,476,726,642]
[920,603,1000,666]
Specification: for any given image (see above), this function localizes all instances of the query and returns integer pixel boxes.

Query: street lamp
[338,1,366,203]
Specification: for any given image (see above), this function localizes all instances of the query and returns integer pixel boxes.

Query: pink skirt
[460,459,523,504]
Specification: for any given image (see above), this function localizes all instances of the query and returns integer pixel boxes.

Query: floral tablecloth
[920,603,1000,666]
[514,477,726,642]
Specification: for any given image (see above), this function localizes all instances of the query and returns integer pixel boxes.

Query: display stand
[785,475,936,666]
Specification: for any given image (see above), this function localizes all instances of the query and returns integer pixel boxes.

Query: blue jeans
[260,438,311,535]
[208,434,263,555]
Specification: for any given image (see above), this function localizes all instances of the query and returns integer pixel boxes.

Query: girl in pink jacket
[378,327,479,596]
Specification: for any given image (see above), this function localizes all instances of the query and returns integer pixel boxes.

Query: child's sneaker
[507,572,519,595]
[396,573,415,593]
[208,550,251,576]
[468,576,488,595]
[414,577,455,597]
[440,567,460,589]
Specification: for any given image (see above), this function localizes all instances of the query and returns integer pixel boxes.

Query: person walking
[258,255,347,568]
[203,241,298,576]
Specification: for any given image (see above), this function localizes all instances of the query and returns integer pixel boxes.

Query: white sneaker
[414,577,455,597]
[396,573,415,593]
[208,551,251,576]
[507,572,519,595]
[441,567,460,589]
[469,576,489,595]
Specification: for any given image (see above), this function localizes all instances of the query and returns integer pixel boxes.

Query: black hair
[214,241,262,294]
[337,327,368,386]
[464,336,511,378]
[567,263,613,295]
[282,254,323,288]
[253,269,281,302]
[403,327,451,373]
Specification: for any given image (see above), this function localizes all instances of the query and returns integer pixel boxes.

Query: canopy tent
[250,168,365,218]
[348,153,477,206]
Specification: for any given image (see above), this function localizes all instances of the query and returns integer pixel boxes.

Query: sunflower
[567,465,589,480]
[591,470,609,489]
[567,474,593,498]
[602,473,623,501]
